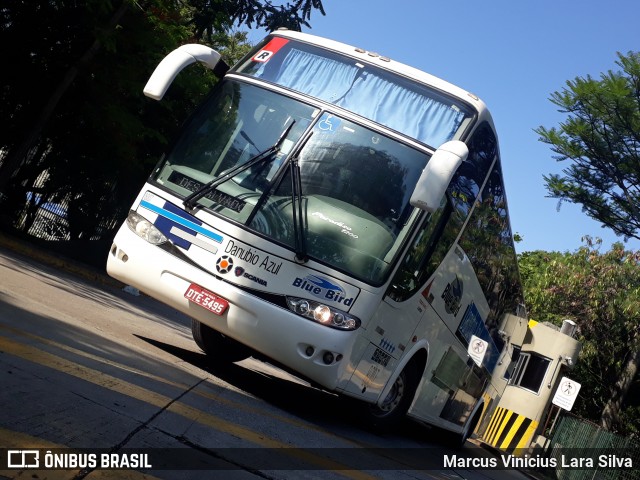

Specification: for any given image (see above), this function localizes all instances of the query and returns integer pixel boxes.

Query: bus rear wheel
[365,361,419,430]
[191,319,252,363]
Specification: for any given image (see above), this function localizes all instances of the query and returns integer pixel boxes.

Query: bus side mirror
[410,140,469,212]
[143,44,229,100]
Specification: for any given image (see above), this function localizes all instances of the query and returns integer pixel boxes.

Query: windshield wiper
[290,154,308,263]
[288,130,314,263]
[183,120,295,210]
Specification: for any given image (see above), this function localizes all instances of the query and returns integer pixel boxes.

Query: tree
[0,0,130,195]
[0,0,205,234]
[519,239,640,436]
[0,0,324,239]
[535,51,640,241]
[188,0,325,41]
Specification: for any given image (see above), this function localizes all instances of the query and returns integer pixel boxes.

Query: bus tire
[365,360,419,430]
[191,319,252,363]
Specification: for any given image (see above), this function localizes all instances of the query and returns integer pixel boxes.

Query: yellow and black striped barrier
[482,406,538,453]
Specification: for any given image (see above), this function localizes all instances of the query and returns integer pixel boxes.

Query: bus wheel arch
[462,400,485,443]
[443,399,485,449]
[365,344,428,430]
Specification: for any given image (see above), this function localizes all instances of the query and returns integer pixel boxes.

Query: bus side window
[388,196,461,302]
[387,122,498,303]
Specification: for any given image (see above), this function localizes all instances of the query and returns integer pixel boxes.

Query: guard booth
[475,318,582,453]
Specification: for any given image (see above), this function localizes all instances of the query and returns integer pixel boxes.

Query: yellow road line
[0,323,178,387]
[0,324,375,448]
[0,336,376,480]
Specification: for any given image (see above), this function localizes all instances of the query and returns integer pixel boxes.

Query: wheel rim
[376,371,406,415]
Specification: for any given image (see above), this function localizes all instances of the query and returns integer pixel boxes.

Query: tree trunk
[600,342,640,431]
[0,1,130,192]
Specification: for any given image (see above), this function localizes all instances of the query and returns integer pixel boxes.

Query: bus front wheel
[191,319,252,363]
[365,361,419,430]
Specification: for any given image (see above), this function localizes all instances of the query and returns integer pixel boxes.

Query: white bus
[107,30,526,443]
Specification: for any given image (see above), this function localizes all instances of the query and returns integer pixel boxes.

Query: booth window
[509,352,551,394]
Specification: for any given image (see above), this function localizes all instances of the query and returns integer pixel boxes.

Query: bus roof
[272,29,492,126]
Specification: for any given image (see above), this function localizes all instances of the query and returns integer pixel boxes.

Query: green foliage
[535,51,640,241]
[519,239,640,436]
[0,0,324,239]
[209,30,254,66]
[188,0,326,41]
[1,0,208,236]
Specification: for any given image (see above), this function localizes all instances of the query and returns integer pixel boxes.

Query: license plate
[184,283,229,316]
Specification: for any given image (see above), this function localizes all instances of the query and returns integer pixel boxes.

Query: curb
[0,230,125,290]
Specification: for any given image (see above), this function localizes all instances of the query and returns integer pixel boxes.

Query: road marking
[0,335,377,480]
[0,324,375,449]
[0,323,182,390]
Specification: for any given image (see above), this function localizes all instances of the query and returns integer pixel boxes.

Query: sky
[250,0,640,253]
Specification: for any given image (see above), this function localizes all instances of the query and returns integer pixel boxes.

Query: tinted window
[388,196,463,301]
[387,122,498,302]
[458,158,524,352]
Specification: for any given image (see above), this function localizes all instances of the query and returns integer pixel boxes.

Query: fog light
[322,352,334,365]
[305,345,315,357]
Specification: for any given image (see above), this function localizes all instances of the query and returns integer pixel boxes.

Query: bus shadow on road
[134,334,358,429]
[134,334,479,452]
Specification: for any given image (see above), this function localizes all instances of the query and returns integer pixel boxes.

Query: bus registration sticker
[252,37,288,63]
[184,283,229,315]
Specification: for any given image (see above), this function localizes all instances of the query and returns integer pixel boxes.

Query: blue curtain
[255,49,467,148]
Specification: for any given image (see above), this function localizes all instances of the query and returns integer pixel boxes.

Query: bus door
[341,197,458,404]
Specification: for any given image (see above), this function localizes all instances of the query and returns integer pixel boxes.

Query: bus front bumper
[106,224,356,391]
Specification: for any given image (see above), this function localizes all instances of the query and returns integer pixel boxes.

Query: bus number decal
[252,37,289,63]
[442,275,463,316]
[371,348,390,367]
[363,365,381,391]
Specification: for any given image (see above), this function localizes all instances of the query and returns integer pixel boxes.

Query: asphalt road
[0,245,534,480]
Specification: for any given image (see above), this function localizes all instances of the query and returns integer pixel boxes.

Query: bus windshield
[237,36,474,149]
[152,79,429,284]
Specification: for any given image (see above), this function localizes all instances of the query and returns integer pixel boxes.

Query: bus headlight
[126,210,168,245]
[286,297,360,331]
